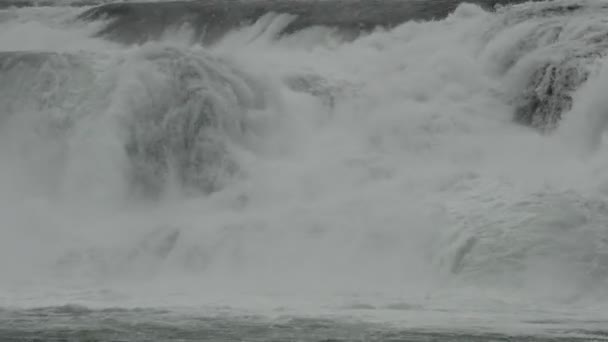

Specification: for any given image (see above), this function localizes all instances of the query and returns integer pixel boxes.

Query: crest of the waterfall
[478,0,608,132]
[77,0,535,46]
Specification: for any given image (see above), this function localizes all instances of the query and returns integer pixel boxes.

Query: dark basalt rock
[510,38,608,131]
[484,1,608,132]
[514,60,588,131]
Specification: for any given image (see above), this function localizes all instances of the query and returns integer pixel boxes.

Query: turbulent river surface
[3,0,608,340]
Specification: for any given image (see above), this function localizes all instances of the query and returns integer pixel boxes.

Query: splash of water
[3,0,608,321]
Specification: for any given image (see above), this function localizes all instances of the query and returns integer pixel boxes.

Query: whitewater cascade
[2,0,608,315]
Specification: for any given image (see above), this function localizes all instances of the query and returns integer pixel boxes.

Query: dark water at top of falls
[78,0,536,44]
[72,0,599,131]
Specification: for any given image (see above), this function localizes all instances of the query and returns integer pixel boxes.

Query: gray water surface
[1,307,607,341]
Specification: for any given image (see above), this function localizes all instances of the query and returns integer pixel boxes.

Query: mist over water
[3,0,608,336]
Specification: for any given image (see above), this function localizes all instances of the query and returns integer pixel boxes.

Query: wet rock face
[78,0,532,45]
[510,41,608,132]
[483,1,608,132]
[514,60,588,131]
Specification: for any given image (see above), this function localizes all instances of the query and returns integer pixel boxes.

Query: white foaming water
[2,0,608,332]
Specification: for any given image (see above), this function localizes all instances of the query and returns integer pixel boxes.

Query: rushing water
[2,0,608,340]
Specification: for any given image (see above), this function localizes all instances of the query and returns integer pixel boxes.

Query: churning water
[2,0,608,340]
